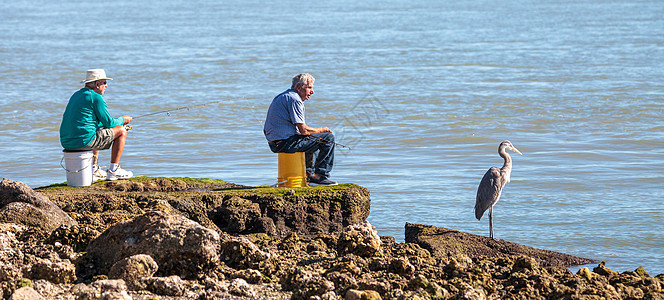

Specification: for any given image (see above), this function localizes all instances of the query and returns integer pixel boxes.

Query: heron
[474,140,522,239]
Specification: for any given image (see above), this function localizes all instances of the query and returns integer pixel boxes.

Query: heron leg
[489,207,494,239]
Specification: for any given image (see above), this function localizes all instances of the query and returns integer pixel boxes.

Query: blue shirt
[263,89,305,141]
[59,88,125,149]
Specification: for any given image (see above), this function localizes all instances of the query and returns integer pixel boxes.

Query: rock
[103,291,132,300]
[203,277,229,295]
[307,238,329,253]
[363,290,383,300]
[83,211,220,279]
[281,267,312,292]
[30,257,77,284]
[392,242,434,265]
[327,271,358,295]
[213,196,265,233]
[69,283,94,299]
[444,255,473,276]
[345,289,382,300]
[291,274,335,300]
[0,178,77,233]
[167,197,221,230]
[38,177,371,239]
[30,280,64,300]
[0,225,25,282]
[512,256,540,273]
[408,274,429,289]
[356,278,391,296]
[17,177,664,300]
[108,254,159,290]
[71,279,131,299]
[211,185,371,238]
[635,266,650,278]
[404,222,595,267]
[593,261,618,277]
[229,278,256,298]
[345,289,363,300]
[231,269,264,284]
[9,286,41,300]
[146,275,187,296]
[220,236,271,269]
[52,243,81,263]
[337,221,382,257]
[456,281,486,300]
[389,257,415,277]
[47,224,100,253]
[331,259,363,276]
[278,232,303,252]
[91,279,128,293]
[577,267,599,281]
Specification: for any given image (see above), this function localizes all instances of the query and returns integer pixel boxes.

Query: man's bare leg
[110,125,128,164]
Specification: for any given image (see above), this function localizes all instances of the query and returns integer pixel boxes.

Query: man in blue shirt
[60,69,133,181]
[264,73,337,186]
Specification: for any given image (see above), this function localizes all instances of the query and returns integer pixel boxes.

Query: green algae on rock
[37,176,241,192]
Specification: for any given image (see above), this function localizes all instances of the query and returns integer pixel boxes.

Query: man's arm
[92,95,124,129]
[296,123,332,135]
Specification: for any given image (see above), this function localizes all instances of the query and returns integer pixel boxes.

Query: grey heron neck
[499,147,513,172]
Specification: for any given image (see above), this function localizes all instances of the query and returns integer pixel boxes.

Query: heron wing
[475,167,504,220]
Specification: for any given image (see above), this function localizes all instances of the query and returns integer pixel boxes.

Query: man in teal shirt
[60,69,133,180]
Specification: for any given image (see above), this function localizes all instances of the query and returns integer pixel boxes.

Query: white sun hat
[81,69,113,84]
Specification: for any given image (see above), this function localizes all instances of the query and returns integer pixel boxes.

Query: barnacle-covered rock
[83,211,219,279]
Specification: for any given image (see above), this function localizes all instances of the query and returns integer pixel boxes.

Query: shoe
[308,176,338,186]
[106,166,133,181]
[92,165,107,181]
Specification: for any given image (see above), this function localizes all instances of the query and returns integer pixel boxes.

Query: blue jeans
[268,133,335,178]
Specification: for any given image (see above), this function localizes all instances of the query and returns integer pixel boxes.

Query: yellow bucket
[278,152,307,187]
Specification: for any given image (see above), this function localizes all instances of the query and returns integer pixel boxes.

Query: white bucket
[62,151,93,187]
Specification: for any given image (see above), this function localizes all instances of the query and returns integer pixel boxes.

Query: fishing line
[132,101,222,119]
[124,101,223,131]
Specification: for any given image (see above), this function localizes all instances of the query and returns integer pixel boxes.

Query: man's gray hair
[291,73,315,89]
[85,80,102,88]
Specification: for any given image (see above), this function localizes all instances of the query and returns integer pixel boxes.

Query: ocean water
[1,0,662,274]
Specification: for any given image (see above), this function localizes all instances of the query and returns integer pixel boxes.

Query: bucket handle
[60,156,93,174]
[272,180,288,187]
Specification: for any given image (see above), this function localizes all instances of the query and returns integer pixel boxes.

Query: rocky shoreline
[1,177,662,299]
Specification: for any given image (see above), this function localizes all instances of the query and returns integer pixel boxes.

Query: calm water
[1,0,663,274]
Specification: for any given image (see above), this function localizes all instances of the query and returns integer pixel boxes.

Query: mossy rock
[37,177,371,238]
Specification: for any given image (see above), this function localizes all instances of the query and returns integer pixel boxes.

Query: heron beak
[512,147,523,155]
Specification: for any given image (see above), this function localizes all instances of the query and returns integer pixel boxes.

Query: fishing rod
[133,102,219,119]
[305,135,352,150]
[123,101,222,131]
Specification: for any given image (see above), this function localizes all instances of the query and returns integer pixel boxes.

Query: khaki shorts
[72,128,115,151]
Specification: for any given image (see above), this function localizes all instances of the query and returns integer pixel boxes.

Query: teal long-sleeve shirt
[59,88,125,149]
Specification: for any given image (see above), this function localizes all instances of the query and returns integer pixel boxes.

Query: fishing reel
[124,125,132,131]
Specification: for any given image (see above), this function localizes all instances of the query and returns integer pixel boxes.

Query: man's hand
[122,115,132,125]
[296,123,332,135]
